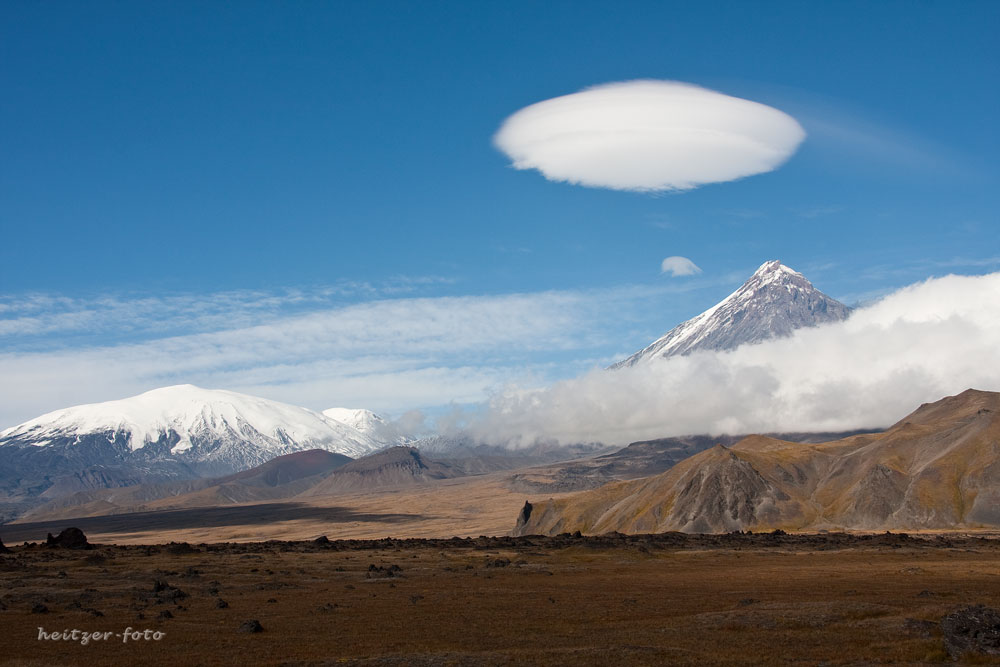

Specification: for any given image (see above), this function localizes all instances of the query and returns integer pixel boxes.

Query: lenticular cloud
[494,80,806,192]
[661,256,702,277]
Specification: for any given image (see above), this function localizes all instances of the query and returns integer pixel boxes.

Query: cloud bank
[468,272,1000,447]
[661,256,702,277]
[493,80,806,192]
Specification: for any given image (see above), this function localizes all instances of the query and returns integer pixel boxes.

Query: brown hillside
[515,389,1000,535]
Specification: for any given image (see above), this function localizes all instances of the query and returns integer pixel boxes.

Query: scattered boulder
[157,609,173,620]
[941,605,1000,659]
[0,536,9,553]
[237,619,264,633]
[313,535,330,545]
[31,603,48,614]
[151,580,188,602]
[215,598,229,609]
[45,527,90,549]
[165,542,197,555]
[366,564,402,579]
[485,558,511,569]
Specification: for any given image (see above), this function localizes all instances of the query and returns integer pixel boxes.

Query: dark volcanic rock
[165,541,197,555]
[514,501,533,531]
[151,579,188,602]
[0,536,9,553]
[238,619,264,633]
[45,527,90,549]
[366,564,402,579]
[941,605,1000,659]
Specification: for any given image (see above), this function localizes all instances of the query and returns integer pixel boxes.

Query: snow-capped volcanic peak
[0,385,382,459]
[322,408,385,433]
[322,407,413,447]
[612,260,851,368]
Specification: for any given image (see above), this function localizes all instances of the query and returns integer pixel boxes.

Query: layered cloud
[468,272,1000,447]
[0,281,713,428]
[661,256,702,277]
[0,277,456,342]
[493,80,806,192]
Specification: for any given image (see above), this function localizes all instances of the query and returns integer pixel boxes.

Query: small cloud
[661,256,702,277]
[493,80,806,193]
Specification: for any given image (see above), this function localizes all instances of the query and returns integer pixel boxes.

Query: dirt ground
[1,532,999,666]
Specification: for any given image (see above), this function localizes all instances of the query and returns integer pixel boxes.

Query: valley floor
[1,533,999,665]
[3,474,542,544]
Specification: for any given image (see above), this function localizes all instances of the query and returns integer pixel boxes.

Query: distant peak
[610,258,849,368]
[752,260,798,277]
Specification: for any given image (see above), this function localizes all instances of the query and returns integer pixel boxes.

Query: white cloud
[661,256,702,277]
[493,80,806,192]
[0,277,457,342]
[0,282,713,428]
[467,272,1000,447]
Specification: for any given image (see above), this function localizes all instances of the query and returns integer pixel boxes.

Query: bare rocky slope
[16,449,354,521]
[514,389,1000,535]
[15,445,539,523]
[505,429,879,494]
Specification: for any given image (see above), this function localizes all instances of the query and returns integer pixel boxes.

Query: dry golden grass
[5,473,556,545]
[1,536,999,665]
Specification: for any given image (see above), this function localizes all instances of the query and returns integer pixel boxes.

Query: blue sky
[1,1,998,429]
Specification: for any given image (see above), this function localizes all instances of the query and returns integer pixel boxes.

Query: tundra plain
[2,532,1000,666]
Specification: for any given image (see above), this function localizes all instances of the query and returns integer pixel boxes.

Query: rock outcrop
[45,527,90,549]
[941,605,1000,659]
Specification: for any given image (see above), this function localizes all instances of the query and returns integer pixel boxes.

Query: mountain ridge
[514,389,1000,535]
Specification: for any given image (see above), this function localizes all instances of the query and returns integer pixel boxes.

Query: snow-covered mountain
[612,260,851,368]
[0,385,385,500]
[322,408,413,447]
